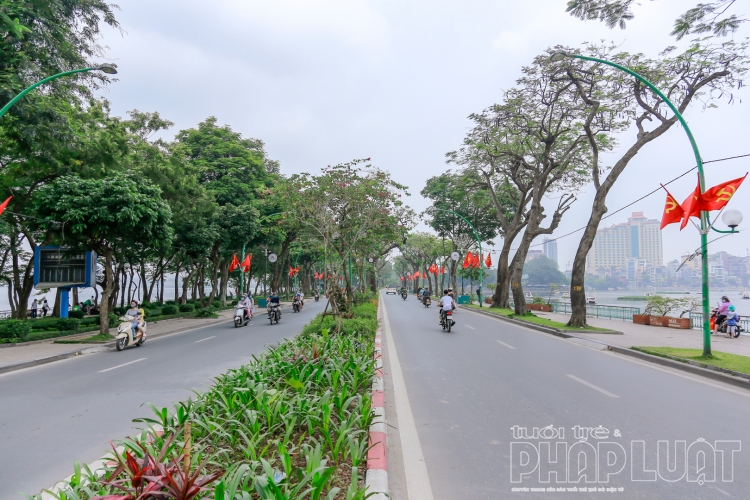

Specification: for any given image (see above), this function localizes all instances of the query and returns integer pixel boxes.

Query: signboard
[34,246,96,289]
[451,252,460,261]
[268,253,278,263]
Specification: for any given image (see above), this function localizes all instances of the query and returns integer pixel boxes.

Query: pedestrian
[31,299,38,319]
[726,305,739,338]
[42,298,49,317]
[476,287,482,303]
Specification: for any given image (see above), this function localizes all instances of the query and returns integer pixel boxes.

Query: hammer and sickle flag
[680,176,703,230]
[659,185,685,229]
[696,173,747,212]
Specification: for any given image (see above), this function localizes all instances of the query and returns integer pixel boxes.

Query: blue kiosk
[33,247,97,318]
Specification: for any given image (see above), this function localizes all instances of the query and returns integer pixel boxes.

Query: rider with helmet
[437,289,455,325]
[715,295,732,334]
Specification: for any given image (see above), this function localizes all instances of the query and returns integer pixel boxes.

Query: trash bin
[257,298,268,308]
[457,295,470,305]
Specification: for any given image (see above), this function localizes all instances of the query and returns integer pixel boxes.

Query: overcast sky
[98,0,750,269]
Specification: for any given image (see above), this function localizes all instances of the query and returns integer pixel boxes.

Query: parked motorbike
[268,303,281,325]
[440,309,455,332]
[115,315,147,351]
[234,306,251,328]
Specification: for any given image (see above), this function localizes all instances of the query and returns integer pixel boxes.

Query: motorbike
[268,303,281,325]
[714,312,742,338]
[440,309,455,332]
[292,297,303,313]
[314,293,320,302]
[422,295,431,307]
[115,315,147,351]
[401,290,408,300]
[234,305,251,328]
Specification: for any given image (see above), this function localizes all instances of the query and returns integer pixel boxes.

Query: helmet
[729,305,736,311]
[722,296,729,301]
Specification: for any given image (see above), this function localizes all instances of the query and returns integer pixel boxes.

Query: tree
[524,256,569,286]
[35,174,173,334]
[553,40,749,326]
[565,0,745,39]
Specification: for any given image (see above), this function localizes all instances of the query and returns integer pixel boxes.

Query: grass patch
[32,300,380,500]
[54,333,114,344]
[465,304,612,332]
[635,347,750,375]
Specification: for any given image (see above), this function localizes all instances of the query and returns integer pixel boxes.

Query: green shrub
[165,300,176,306]
[531,296,546,305]
[352,302,377,319]
[113,306,127,316]
[212,300,221,308]
[194,308,217,318]
[161,305,178,315]
[0,320,32,339]
[179,304,195,313]
[68,309,85,319]
[56,318,81,332]
[108,313,119,326]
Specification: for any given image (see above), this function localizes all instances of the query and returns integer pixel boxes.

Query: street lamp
[551,50,716,355]
[0,64,118,119]
[721,209,743,229]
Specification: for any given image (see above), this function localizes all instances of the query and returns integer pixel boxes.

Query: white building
[543,237,558,266]
[587,212,663,273]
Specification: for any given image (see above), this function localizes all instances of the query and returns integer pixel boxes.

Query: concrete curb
[365,302,388,500]
[464,307,750,390]
[0,316,230,375]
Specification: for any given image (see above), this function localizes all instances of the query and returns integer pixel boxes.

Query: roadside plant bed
[465,304,613,332]
[633,346,750,377]
[31,301,379,500]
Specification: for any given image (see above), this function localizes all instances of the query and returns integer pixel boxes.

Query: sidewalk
[535,311,750,356]
[0,309,233,373]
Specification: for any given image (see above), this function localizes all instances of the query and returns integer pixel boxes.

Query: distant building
[587,212,663,273]
[526,249,544,261]
[543,237,558,266]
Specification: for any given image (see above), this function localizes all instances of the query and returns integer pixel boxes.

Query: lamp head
[550,51,568,62]
[722,209,743,229]
[94,64,118,75]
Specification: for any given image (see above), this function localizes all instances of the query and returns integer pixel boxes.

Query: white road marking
[99,358,147,373]
[565,374,619,398]
[195,336,216,343]
[464,325,476,330]
[495,340,516,349]
[381,294,435,500]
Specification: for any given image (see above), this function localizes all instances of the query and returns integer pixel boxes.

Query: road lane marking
[99,358,147,373]
[495,340,515,349]
[195,336,216,343]
[381,292,435,500]
[565,374,619,398]
[465,325,476,330]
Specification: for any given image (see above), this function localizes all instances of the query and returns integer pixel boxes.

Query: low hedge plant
[37,298,381,499]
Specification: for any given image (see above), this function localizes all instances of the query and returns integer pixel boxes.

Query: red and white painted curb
[365,303,388,500]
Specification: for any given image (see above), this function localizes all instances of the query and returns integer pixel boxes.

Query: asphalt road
[0,300,323,498]
[382,293,750,499]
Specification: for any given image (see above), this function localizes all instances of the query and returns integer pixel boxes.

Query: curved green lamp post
[0,64,118,119]
[550,51,741,356]
[434,208,484,307]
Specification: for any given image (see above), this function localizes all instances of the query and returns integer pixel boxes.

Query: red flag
[414,271,421,278]
[659,185,685,229]
[400,276,405,281]
[429,264,438,275]
[485,253,492,268]
[696,174,747,212]
[0,196,11,217]
[471,253,480,268]
[229,254,239,272]
[289,266,295,277]
[241,254,251,273]
[440,266,446,274]
[463,251,473,269]
[680,176,703,230]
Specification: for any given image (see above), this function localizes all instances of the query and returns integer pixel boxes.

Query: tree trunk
[219,261,229,306]
[491,245,513,309]
[99,250,117,334]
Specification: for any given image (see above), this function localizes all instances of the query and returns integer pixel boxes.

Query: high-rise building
[587,212,663,273]
[543,237,558,266]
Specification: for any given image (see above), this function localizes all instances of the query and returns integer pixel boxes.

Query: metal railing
[550,302,641,321]
[690,312,750,332]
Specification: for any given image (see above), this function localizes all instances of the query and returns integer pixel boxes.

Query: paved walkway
[535,310,750,356]
[0,309,234,370]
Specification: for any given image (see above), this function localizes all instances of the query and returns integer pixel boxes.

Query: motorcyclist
[438,289,455,325]
[714,296,731,333]
[421,287,431,304]
[125,300,144,341]
[295,290,304,308]
[314,289,320,301]
[238,294,252,320]
[269,292,281,316]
